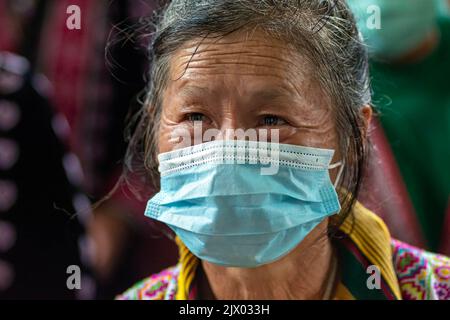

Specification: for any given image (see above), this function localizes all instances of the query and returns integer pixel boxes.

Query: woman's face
[158,30,341,174]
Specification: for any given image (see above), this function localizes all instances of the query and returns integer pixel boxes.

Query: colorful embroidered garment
[117,202,450,300]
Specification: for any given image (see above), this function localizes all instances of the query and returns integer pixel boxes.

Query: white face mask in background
[347,0,438,60]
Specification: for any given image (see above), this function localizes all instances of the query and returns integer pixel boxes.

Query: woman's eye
[261,115,287,126]
[187,113,206,122]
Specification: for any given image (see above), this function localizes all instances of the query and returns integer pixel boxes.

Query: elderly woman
[117,0,449,300]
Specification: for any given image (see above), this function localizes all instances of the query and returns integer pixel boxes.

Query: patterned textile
[117,202,450,300]
[118,266,180,300]
[393,239,450,300]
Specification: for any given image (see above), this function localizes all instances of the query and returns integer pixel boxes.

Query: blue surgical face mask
[145,140,343,268]
[347,0,437,60]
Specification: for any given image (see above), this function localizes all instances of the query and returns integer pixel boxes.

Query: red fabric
[38,0,120,194]
[39,0,100,145]
[0,1,18,52]
[359,118,426,248]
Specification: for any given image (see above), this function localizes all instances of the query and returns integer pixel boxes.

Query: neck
[198,220,338,300]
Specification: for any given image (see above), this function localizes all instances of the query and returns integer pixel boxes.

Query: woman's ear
[360,105,373,138]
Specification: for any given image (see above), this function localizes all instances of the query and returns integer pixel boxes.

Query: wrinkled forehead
[168,30,316,84]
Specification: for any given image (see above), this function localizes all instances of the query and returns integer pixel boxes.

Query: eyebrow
[177,85,214,99]
[253,87,295,102]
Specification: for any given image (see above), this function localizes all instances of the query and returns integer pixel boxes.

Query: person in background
[0,0,179,298]
[0,51,95,299]
[348,0,450,255]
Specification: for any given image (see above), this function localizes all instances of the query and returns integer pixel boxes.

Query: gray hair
[123,0,371,233]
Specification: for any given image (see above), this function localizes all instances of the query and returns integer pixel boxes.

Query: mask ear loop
[329,160,345,189]
[329,137,350,188]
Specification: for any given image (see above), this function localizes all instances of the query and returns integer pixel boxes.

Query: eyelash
[260,115,288,126]
[185,113,288,126]
[186,112,209,123]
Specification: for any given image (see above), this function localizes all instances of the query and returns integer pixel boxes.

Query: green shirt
[370,18,450,250]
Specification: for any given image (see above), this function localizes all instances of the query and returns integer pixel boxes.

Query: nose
[212,113,248,141]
